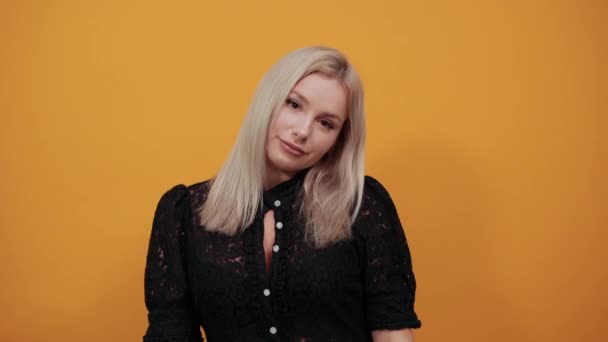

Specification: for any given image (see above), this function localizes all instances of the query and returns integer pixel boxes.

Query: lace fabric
[143,174,421,342]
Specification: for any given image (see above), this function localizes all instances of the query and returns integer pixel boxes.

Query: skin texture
[264,72,348,190]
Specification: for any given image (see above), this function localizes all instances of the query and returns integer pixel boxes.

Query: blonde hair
[198,46,365,248]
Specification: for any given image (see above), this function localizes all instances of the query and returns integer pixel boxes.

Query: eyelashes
[286,98,300,110]
[319,120,335,129]
[285,98,336,130]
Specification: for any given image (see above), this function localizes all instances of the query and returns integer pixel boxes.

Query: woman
[143,46,421,341]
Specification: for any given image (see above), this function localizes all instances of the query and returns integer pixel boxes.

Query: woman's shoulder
[362,175,396,207]
[155,179,212,211]
[185,178,212,201]
[353,175,403,238]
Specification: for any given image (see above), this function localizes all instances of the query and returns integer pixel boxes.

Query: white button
[263,288,271,296]
[272,245,280,252]
[269,326,277,334]
[274,200,281,207]
[275,222,283,229]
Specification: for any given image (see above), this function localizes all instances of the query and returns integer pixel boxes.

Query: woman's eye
[320,120,334,129]
[286,99,300,109]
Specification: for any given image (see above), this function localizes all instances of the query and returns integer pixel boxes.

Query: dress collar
[261,168,309,213]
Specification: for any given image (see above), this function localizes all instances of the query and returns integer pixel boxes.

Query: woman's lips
[280,139,306,156]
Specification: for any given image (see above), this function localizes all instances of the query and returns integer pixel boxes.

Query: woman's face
[265,73,348,181]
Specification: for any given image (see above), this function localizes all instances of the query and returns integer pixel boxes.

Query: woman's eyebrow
[291,91,309,105]
[322,113,342,122]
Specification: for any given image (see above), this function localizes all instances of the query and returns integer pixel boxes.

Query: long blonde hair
[198,46,365,248]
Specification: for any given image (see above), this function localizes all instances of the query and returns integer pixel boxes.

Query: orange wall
[1,1,606,341]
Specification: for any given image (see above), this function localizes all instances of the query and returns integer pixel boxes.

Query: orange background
[1,1,606,341]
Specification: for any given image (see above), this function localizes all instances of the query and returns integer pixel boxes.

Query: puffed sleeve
[355,176,422,330]
[143,185,203,342]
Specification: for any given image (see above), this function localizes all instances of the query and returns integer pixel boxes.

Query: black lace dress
[143,172,421,342]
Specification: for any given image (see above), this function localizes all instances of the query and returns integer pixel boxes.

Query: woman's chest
[185,219,363,314]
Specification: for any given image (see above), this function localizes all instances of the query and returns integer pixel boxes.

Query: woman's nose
[292,117,312,140]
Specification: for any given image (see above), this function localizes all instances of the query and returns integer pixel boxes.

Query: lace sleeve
[356,176,422,330]
[143,185,203,342]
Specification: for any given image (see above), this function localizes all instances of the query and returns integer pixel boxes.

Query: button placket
[272,200,281,255]
[262,195,290,339]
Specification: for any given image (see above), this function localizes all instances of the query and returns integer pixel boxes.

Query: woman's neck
[263,167,295,191]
